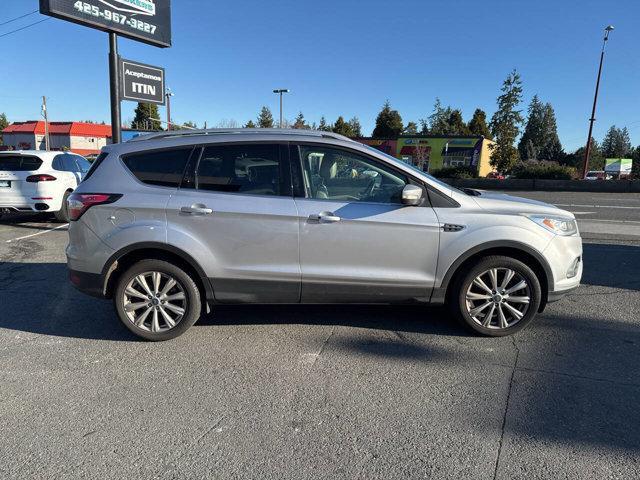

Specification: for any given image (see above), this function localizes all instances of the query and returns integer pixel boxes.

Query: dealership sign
[39,0,171,47]
[120,58,165,105]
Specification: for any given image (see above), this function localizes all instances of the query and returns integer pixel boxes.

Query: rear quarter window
[0,155,43,171]
[122,148,193,187]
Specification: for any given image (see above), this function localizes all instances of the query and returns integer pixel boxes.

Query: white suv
[0,151,90,222]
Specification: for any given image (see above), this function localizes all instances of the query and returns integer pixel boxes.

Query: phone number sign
[40,0,171,48]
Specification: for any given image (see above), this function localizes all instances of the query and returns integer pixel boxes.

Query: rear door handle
[308,211,341,224]
[180,204,213,215]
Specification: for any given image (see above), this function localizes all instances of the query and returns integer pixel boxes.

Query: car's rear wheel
[449,256,541,336]
[114,259,201,341]
[54,191,71,222]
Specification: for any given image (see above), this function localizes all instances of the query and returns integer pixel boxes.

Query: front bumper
[542,234,583,300]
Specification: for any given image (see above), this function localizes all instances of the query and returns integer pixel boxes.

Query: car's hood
[471,191,573,218]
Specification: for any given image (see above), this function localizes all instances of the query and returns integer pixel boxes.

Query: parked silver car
[66,129,582,341]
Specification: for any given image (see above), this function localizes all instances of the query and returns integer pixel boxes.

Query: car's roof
[0,150,65,160]
[128,128,354,144]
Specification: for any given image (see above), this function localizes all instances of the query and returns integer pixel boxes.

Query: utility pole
[582,25,614,179]
[165,88,174,130]
[41,96,50,151]
[273,89,290,128]
[108,33,122,144]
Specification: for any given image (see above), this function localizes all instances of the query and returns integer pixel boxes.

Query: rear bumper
[68,268,106,299]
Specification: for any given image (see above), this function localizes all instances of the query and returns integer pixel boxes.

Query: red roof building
[1,121,112,155]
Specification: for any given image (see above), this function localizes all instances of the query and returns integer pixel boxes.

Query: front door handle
[308,211,341,224]
[180,204,213,215]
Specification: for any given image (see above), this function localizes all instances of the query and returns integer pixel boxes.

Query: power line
[0,9,39,27]
[0,18,50,39]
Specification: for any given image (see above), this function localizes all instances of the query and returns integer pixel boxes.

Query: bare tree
[217,118,239,128]
[413,142,430,171]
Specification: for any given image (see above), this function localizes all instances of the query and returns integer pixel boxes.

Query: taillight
[67,193,122,221]
[26,174,57,182]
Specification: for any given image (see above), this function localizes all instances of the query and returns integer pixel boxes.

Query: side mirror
[401,184,423,206]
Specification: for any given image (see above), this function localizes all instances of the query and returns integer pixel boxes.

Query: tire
[114,259,202,341]
[449,255,542,337]
[54,191,71,223]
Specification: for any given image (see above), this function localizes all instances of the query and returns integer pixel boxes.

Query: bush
[511,161,576,180]
[432,165,478,179]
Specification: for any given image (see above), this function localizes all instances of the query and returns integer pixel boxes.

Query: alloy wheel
[123,271,187,333]
[465,268,531,330]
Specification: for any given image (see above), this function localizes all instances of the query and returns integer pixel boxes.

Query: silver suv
[66,129,582,341]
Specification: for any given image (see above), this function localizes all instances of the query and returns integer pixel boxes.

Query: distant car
[584,170,611,181]
[0,150,91,222]
[486,172,505,180]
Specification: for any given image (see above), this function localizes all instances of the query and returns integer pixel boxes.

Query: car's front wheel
[450,256,542,336]
[114,259,202,341]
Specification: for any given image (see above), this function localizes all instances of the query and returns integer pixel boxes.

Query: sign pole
[109,32,122,144]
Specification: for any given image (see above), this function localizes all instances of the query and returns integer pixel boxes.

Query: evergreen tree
[419,119,430,135]
[372,100,403,138]
[427,98,453,135]
[332,116,353,137]
[182,120,198,129]
[0,112,8,145]
[257,106,274,128]
[539,103,564,160]
[318,116,332,132]
[489,70,524,172]
[467,109,492,139]
[517,95,545,160]
[404,121,418,135]
[602,125,632,158]
[132,103,161,130]
[565,138,604,170]
[244,119,256,128]
[447,110,470,135]
[292,112,309,129]
[632,146,640,177]
[347,117,362,137]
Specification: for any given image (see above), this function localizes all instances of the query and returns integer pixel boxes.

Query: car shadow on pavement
[0,214,64,232]
[0,262,137,342]
[581,242,640,291]
[0,241,637,343]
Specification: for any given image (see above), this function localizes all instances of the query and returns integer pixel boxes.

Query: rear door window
[0,155,43,171]
[195,143,289,196]
[123,148,194,187]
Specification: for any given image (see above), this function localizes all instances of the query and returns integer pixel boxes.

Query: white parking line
[5,223,68,243]
[571,211,596,215]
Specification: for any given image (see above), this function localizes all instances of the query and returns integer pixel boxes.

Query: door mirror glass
[401,184,423,206]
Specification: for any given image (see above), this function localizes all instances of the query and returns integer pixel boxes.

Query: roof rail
[127,128,354,143]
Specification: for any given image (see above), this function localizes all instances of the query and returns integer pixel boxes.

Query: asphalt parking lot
[0,191,639,479]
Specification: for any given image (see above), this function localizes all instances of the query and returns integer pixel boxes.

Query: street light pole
[582,25,614,179]
[272,89,290,128]
[165,88,174,131]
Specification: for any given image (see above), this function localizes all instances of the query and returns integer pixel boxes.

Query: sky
[0,0,639,151]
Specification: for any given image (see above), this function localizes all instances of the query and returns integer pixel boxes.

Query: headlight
[526,214,578,236]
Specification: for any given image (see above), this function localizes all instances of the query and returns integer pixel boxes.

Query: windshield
[362,145,466,195]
